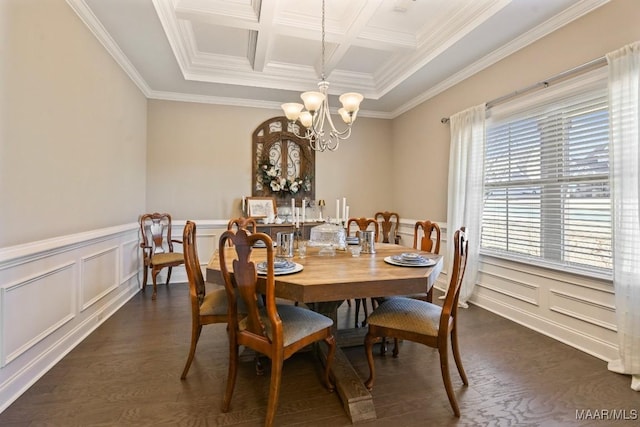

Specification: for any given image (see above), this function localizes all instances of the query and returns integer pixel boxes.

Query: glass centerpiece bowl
[308,223,346,255]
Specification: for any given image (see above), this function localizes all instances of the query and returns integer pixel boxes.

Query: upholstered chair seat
[367,297,443,337]
[241,305,334,346]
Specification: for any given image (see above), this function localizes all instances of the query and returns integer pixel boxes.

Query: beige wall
[146,100,393,221]
[0,0,147,247]
[392,0,640,223]
[2,0,637,247]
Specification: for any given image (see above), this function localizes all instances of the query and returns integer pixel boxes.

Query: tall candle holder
[318,199,326,221]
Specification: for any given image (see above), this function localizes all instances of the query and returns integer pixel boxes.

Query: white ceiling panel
[71,0,609,118]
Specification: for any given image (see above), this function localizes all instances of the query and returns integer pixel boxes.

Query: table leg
[307,301,377,423]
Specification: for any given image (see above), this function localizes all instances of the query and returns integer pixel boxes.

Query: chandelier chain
[321,0,326,80]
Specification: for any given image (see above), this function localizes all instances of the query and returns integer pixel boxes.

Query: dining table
[206,241,443,423]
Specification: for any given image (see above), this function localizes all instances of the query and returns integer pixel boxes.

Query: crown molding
[390,0,611,118]
[146,89,393,119]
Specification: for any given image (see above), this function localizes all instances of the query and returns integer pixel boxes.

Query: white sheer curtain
[446,104,486,307]
[607,41,640,391]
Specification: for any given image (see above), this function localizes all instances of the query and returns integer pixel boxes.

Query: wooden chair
[219,229,336,427]
[414,220,441,256]
[364,227,469,417]
[383,219,442,355]
[346,217,380,241]
[181,221,233,379]
[413,220,441,302]
[139,213,184,300]
[346,217,380,327]
[375,211,400,244]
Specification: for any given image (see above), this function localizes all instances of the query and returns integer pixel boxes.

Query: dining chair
[139,212,184,300]
[414,220,441,256]
[219,228,336,427]
[374,211,400,244]
[346,217,380,241]
[181,221,235,379]
[346,217,380,327]
[412,220,441,302]
[364,227,469,417]
[383,219,442,356]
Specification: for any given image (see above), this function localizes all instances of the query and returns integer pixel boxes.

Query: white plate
[384,256,436,268]
[401,252,422,261]
[257,262,304,276]
[257,260,294,270]
[253,241,276,248]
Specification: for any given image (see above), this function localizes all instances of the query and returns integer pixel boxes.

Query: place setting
[256,258,304,276]
[384,252,437,267]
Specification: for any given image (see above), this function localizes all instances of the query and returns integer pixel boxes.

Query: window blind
[481,71,611,277]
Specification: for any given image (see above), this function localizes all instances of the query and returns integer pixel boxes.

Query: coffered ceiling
[67,0,608,118]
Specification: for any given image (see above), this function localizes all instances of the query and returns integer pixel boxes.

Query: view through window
[481,73,612,277]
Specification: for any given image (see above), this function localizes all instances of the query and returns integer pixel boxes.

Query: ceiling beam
[251,0,278,72]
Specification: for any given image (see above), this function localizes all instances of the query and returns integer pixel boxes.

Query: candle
[302,202,306,223]
[336,199,340,224]
[291,198,295,223]
[345,206,349,222]
[342,198,347,222]
[242,196,245,214]
[296,208,300,226]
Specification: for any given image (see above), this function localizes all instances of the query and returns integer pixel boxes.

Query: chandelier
[281,0,363,152]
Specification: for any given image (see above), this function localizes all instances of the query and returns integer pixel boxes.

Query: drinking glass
[298,241,307,258]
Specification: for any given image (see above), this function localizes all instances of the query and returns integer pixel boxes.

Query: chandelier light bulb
[339,92,364,113]
[281,103,303,121]
[299,111,313,128]
[338,108,353,124]
[300,91,325,113]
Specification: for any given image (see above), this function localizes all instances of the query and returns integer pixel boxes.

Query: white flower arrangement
[257,161,311,195]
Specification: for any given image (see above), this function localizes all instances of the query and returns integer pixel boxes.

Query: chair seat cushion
[241,305,333,347]
[367,296,441,336]
[200,287,228,316]
[151,252,184,265]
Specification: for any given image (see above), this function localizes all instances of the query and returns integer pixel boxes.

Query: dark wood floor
[0,283,636,426]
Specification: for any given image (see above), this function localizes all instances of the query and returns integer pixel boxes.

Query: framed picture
[246,197,277,218]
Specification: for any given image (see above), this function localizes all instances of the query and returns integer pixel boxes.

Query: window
[481,70,612,277]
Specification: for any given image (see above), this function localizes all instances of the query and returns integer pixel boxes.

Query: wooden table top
[206,243,443,303]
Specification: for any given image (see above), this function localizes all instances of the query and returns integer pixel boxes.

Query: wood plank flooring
[0,283,637,426]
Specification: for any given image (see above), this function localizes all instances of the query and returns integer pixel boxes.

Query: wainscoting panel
[2,262,76,366]
[80,246,119,311]
[0,224,140,413]
[472,254,617,361]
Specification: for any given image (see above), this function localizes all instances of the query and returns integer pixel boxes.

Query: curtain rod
[440,55,607,124]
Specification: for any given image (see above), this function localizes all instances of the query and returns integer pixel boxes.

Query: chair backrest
[439,227,469,333]
[140,213,175,256]
[413,220,441,254]
[347,217,380,242]
[226,217,258,247]
[374,211,399,243]
[227,217,258,233]
[219,229,280,345]
[183,221,207,309]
